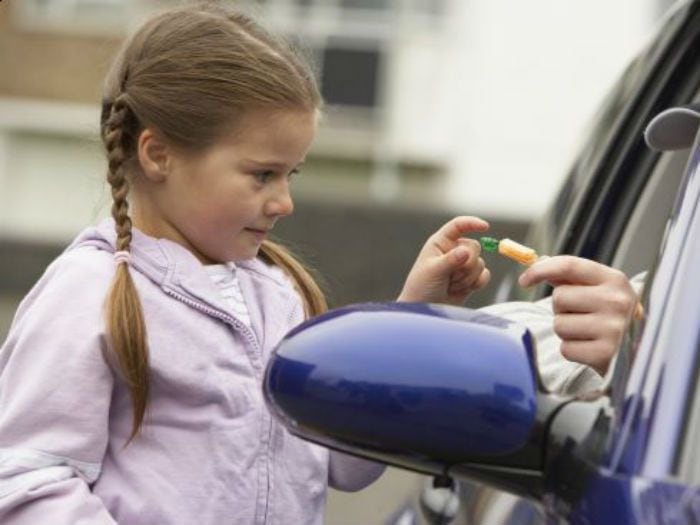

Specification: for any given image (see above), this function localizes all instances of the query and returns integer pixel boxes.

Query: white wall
[444,0,659,219]
[386,0,661,220]
[0,99,108,242]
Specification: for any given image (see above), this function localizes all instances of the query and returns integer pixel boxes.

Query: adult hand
[398,216,490,305]
[519,256,638,376]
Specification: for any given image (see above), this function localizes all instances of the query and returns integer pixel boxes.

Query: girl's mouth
[245,227,269,241]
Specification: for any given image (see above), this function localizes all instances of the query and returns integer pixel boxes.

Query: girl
[0,3,489,525]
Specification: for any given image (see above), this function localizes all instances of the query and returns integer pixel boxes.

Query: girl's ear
[137,128,171,183]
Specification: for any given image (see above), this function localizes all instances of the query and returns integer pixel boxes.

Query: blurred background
[0,0,675,523]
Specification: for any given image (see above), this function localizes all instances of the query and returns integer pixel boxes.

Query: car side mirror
[264,303,544,478]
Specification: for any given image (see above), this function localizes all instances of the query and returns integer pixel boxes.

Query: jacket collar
[67,219,281,332]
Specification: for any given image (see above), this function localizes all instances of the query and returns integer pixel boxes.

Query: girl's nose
[265,183,294,218]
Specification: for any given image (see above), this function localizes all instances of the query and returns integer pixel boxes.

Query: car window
[611,147,691,277]
[611,87,700,278]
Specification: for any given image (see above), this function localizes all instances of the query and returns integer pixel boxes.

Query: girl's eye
[253,171,274,184]
[253,168,301,184]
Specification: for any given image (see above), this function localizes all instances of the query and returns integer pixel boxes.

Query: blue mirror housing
[264,303,539,475]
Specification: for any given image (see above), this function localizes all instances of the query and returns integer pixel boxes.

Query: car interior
[611,93,700,278]
[611,145,690,278]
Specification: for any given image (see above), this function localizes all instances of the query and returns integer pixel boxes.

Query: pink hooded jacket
[0,220,384,525]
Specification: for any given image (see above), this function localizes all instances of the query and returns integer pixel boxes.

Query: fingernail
[453,246,469,261]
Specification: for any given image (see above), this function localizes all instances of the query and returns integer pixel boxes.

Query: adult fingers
[552,284,637,317]
[519,255,623,288]
[552,312,624,341]
[550,285,605,314]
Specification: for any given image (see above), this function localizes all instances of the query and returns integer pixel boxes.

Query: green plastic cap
[480,236,500,252]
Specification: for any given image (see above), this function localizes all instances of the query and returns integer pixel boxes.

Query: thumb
[434,246,470,275]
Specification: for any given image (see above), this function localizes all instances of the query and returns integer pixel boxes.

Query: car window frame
[514,1,700,303]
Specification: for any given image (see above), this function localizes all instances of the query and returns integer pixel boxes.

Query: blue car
[263,1,700,524]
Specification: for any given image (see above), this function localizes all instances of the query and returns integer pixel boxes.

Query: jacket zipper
[161,286,274,524]
[162,286,259,349]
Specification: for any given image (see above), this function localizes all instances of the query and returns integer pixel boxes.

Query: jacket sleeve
[328,451,386,492]
[0,251,118,524]
[481,270,650,395]
[479,299,603,395]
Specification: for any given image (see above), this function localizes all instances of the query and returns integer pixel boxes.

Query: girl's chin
[229,245,262,262]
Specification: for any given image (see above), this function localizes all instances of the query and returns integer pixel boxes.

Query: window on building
[242,0,447,120]
[321,44,382,108]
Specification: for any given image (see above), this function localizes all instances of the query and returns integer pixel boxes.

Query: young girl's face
[136,109,317,264]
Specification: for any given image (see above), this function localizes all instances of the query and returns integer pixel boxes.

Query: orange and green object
[480,237,539,266]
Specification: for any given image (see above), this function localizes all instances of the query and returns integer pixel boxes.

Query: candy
[480,237,538,265]
[498,238,538,266]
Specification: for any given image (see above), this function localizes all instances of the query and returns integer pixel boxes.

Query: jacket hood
[66,218,174,287]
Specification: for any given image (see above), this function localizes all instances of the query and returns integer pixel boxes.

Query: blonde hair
[100,2,326,442]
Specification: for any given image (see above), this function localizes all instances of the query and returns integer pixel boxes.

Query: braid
[104,95,133,252]
[104,94,150,444]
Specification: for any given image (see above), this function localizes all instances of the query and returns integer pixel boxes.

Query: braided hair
[101,92,149,444]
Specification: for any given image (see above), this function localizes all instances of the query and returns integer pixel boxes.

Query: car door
[542,125,700,525]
